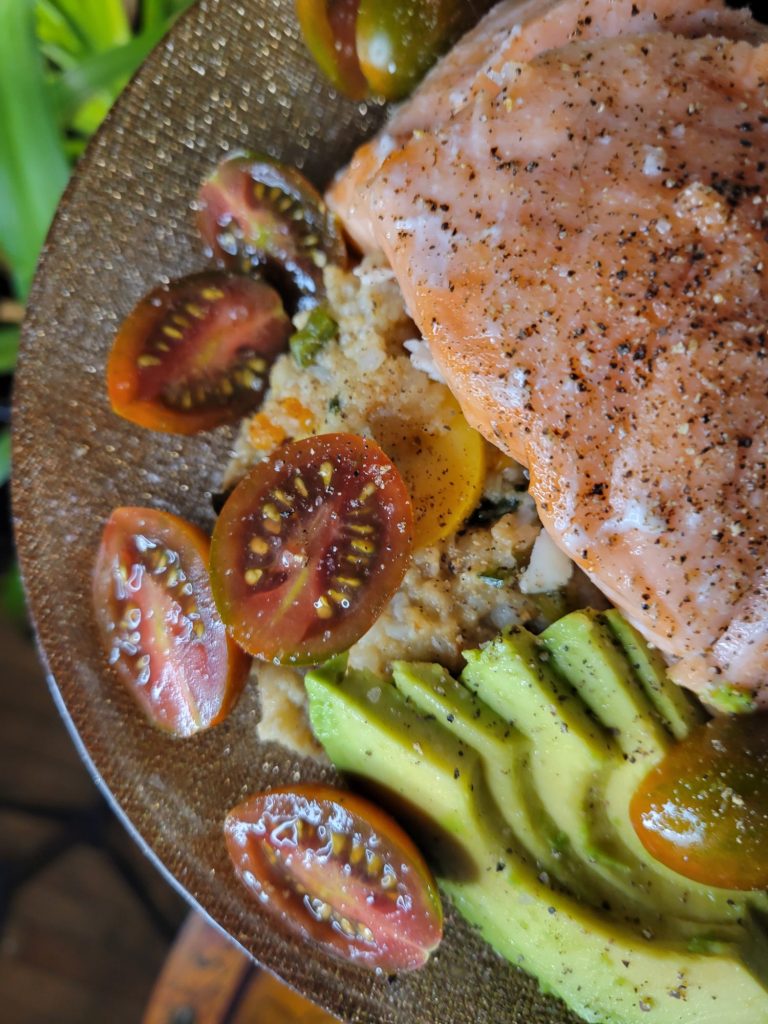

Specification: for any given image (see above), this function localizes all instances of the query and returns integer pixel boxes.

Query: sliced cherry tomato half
[295,0,368,100]
[197,154,348,310]
[297,0,498,101]
[224,784,443,971]
[371,393,486,549]
[357,0,499,100]
[630,712,768,889]
[92,507,251,737]
[107,272,290,435]
[210,433,413,664]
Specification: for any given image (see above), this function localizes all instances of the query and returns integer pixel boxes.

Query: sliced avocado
[305,660,516,866]
[305,610,768,1024]
[601,609,705,740]
[392,660,613,907]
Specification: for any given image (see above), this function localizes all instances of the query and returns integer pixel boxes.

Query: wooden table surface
[0,615,186,1023]
[0,616,340,1023]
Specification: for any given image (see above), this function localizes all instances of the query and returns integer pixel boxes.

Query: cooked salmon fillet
[328,0,759,253]
[335,0,768,698]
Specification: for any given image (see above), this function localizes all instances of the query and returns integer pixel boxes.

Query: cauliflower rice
[224,254,599,755]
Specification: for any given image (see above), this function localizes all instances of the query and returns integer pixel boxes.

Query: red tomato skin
[224,784,443,972]
[107,272,290,435]
[210,433,413,665]
[630,713,768,890]
[92,507,251,737]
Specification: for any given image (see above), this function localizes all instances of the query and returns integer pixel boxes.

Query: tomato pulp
[197,154,347,310]
[210,433,413,664]
[108,272,290,435]
[225,785,443,971]
[92,507,250,736]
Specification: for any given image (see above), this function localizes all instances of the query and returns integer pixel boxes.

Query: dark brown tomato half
[107,272,290,435]
[295,0,368,100]
[210,433,413,664]
[355,0,498,100]
[630,712,768,889]
[224,785,443,972]
[196,154,348,310]
[92,507,251,737]
[296,0,499,101]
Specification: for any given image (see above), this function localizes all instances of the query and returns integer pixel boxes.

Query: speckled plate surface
[12,2,580,1021]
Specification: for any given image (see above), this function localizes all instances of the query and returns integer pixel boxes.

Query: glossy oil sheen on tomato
[210,433,413,664]
[224,785,443,971]
[630,713,768,889]
[92,507,250,736]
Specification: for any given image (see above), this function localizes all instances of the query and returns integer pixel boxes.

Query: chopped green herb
[478,568,511,589]
[551,831,571,855]
[289,306,338,367]
[328,394,341,415]
[467,495,520,527]
[687,935,731,956]
[704,683,757,715]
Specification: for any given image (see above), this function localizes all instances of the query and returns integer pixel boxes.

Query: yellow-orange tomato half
[630,712,768,890]
[224,785,443,971]
[372,394,486,549]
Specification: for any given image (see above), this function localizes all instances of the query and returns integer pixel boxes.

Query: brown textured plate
[12,2,580,1022]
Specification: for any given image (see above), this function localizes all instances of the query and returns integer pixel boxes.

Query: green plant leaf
[0,327,19,373]
[0,564,28,627]
[0,0,70,298]
[0,429,10,487]
[39,0,130,54]
[141,0,196,31]
[49,22,168,124]
[35,0,88,60]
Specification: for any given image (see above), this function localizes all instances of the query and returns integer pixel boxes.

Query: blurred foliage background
[0,0,196,622]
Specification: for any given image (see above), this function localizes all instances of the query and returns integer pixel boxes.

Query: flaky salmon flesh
[329,0,768,700]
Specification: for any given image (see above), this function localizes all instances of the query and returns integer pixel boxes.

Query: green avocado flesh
[305,609,768,1024]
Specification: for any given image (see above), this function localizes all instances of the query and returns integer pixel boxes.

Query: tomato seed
[351,539,374,555]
